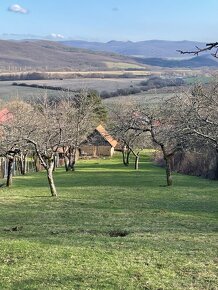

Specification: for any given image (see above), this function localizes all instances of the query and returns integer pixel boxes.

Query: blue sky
[1,0,218,42]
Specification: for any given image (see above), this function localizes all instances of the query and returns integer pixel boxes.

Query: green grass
[0,154,217,289]
[184,75,213,85]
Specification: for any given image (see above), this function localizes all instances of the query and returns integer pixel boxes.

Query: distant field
[0,70,206,102]
[184,75,214,85]
[103,87,181,105]
[14,78,146,92]
[0,79,185,104]
[103,92,172,105]
[0,70,152,79]
[104,61,149,70]
[0,81,52,100]
[0,78,148,100]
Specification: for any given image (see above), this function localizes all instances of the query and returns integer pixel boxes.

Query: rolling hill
[1,39,218,71]
[0,40,145,71]
[61,40,208,58]
[134,54,218,68]
[62,39,218,68]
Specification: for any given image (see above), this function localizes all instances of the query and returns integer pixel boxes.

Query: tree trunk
[33,155,41,172]
[122,150,127,166]
[6,157,14,187]
[122,148,131,166]
[19,153,27,175]
[126,150,131,165]
[165,156,173,186]
[134,153,140,170]
[54,153,59,169]
[64,156,69,171]
[64,147,76,171]
[53,155,56,172]
[46,160,57,197]
[68,159,75,171]
[23,154,27,175]
[214,150,218,179]
[68,151,76,171]
[160,144,173,186]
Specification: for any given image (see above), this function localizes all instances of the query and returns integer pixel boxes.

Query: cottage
[80,125,117,157]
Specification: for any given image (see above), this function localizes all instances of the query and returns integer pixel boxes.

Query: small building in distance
[0,108,13,124]
[80,125,117,157]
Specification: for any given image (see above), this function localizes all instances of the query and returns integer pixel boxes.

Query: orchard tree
[6,100,32,176]
[0,91,106,195]
[25,95,65,196]
[59,90,107,171]
[177,84,218,176]
[172,84,218,150]
[0,101,33,186]
[131,97,187,186]
[1,96,63,196]
[185,84,218,150]
[108,103,150,169]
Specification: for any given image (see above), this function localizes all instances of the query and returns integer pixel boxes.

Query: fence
[0,157,37,179]
[0,155,65,179]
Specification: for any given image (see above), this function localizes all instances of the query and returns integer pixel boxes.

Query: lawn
[0,154,217,289]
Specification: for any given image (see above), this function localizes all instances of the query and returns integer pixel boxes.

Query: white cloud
[50,33,65,39]
[8,4,28,14]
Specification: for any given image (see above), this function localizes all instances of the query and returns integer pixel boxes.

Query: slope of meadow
[0,154,217,289]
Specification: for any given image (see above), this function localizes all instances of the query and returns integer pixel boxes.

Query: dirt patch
[108,230,129,237]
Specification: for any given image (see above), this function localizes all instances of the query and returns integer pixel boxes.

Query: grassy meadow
[0,153,217,289]
[103,91,176,105]
[0,78,145,101]
[0,79,178,106]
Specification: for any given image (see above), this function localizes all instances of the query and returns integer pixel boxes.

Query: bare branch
[177,42,218,58]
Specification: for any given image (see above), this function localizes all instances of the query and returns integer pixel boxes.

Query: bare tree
[25,95,65,196]
[60,90,107,171]
[6,101,32,176]
[176,84,218,177]
[178,84,218,149]
[0,91,106,194]
[0,101,33,186]
[129,97,187,185]
[1,96,63,196]
[177,42,218,58]
[108,103,150,169]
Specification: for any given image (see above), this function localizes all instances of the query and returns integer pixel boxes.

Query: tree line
[101,76,185,99]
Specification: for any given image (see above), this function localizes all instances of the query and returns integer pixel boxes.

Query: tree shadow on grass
[14,165,218,191]
[9,275,87,290]
[1,188,217,250]
[13,169,165,190]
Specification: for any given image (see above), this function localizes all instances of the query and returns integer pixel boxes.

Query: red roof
[96,125,117,147]
[0,108,13,124]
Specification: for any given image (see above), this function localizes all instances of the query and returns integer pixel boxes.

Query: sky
[1,0,218,42]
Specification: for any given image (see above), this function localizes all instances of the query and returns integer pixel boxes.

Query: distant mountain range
[61,39,218,68]
[62,40,208,58]
[0,39,218,70]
